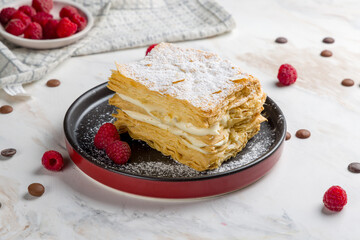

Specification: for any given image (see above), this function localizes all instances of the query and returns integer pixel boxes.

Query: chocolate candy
[295,129,311,139]
[1,148,16,157]
[46,79,61,87]
[0,105,13,114]
[348,162,360,173]
[275,37,287,44]
[28,183,45,197]
[285,132,291,141]
[320,50,333,57]
[341,78,354,87]
[323,37,335,44]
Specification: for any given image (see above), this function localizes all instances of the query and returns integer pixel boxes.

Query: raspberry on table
[59,5,79,19]
[146,44,158,56]
[5,19,26,36]
[70,14,87,32]
[43,19,59,39]
[11,10,31,27]
[106,140,131,165]
[41,150,64,171]
[323,186,347,212]
[94,123,120,150]
[32,0,53,13]
[277,64,297,86]
[24,22,43,39]
[32,12,53,28]
[19,5,37,17]
[0,7,16,26]
[56,17,77,38]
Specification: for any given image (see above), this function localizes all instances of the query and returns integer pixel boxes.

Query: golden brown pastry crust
[107,43,266,171]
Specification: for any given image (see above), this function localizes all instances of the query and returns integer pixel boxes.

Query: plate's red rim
[64,82,286,182]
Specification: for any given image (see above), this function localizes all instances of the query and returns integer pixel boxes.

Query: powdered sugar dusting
[116,43,249,111]
[75,100,280,179]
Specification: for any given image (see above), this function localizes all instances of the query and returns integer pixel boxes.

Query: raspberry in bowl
[0,0,94,49]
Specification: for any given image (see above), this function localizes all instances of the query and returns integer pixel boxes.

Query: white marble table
[1,0,360,239]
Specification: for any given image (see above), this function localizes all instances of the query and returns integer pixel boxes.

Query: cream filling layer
[117,93,221,136]
[123,110,214,154]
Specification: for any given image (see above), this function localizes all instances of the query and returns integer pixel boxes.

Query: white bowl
[0,0,94,49]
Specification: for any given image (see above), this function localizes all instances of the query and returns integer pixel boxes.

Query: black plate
[64,82,286,180]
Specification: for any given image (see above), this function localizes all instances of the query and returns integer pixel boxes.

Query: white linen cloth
[0,0,235,95]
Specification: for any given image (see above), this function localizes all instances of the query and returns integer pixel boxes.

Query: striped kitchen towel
[0,0,235,96]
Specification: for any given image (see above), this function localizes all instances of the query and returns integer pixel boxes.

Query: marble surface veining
[1,0,360,239]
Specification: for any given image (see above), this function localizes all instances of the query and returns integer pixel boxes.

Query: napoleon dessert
[107,43,266,171]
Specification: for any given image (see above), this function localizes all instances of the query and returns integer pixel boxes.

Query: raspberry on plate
[323,185,347,212]
[277,64,297,86]
[71,14,87,32]
[19,5,37,17]
[106,140,131,165]
[0,7,16,26]
[59,5,79,19]
[24,22,43,39]
[32,0,53,13]
[146,44,158,56]
[32,12,53,28]
[56,17,77,38]
[94,123,120,150]
[5,19,26,36]
[11,10,32,27]
[41,150,64,171]
[43,19,59,39]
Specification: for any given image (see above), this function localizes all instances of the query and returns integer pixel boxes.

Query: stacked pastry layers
[108,43,266,171]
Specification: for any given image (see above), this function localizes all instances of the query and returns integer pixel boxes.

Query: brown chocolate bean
[341,78,354,87]
[28,183,45,197]
[348,162,360,173]
[285,132,291,141]
[295,129,311,139]
[320,50,332,57]
[1,148,16,157]
[46,79,61,87]
[323,37,335,44]
[0,105,13,114]
[275,37,288,44]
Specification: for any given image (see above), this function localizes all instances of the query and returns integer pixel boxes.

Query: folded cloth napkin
[0,0,235,96]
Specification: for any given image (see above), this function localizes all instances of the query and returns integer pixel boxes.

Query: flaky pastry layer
[107,43,267,171]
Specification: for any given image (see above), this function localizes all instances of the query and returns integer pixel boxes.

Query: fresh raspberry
[94,123,120,150]
[32,12,53,28]
[43,19,58,39]
[24,22,42,39]
[0,7,16,26]
[11,11,31,27]
[59,5,78,19]
[70,14,87,32]
[32,0,53,13]
[323,186,347,212]
[56,17,77,38]
[146,44,158,56]
[277,64,297,86]
[106,140,131,164]
[5,19,26,36]
[41,150,64,171]
[19,5,37,17]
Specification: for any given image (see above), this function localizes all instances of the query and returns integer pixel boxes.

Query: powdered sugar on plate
[75,99,280,180]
